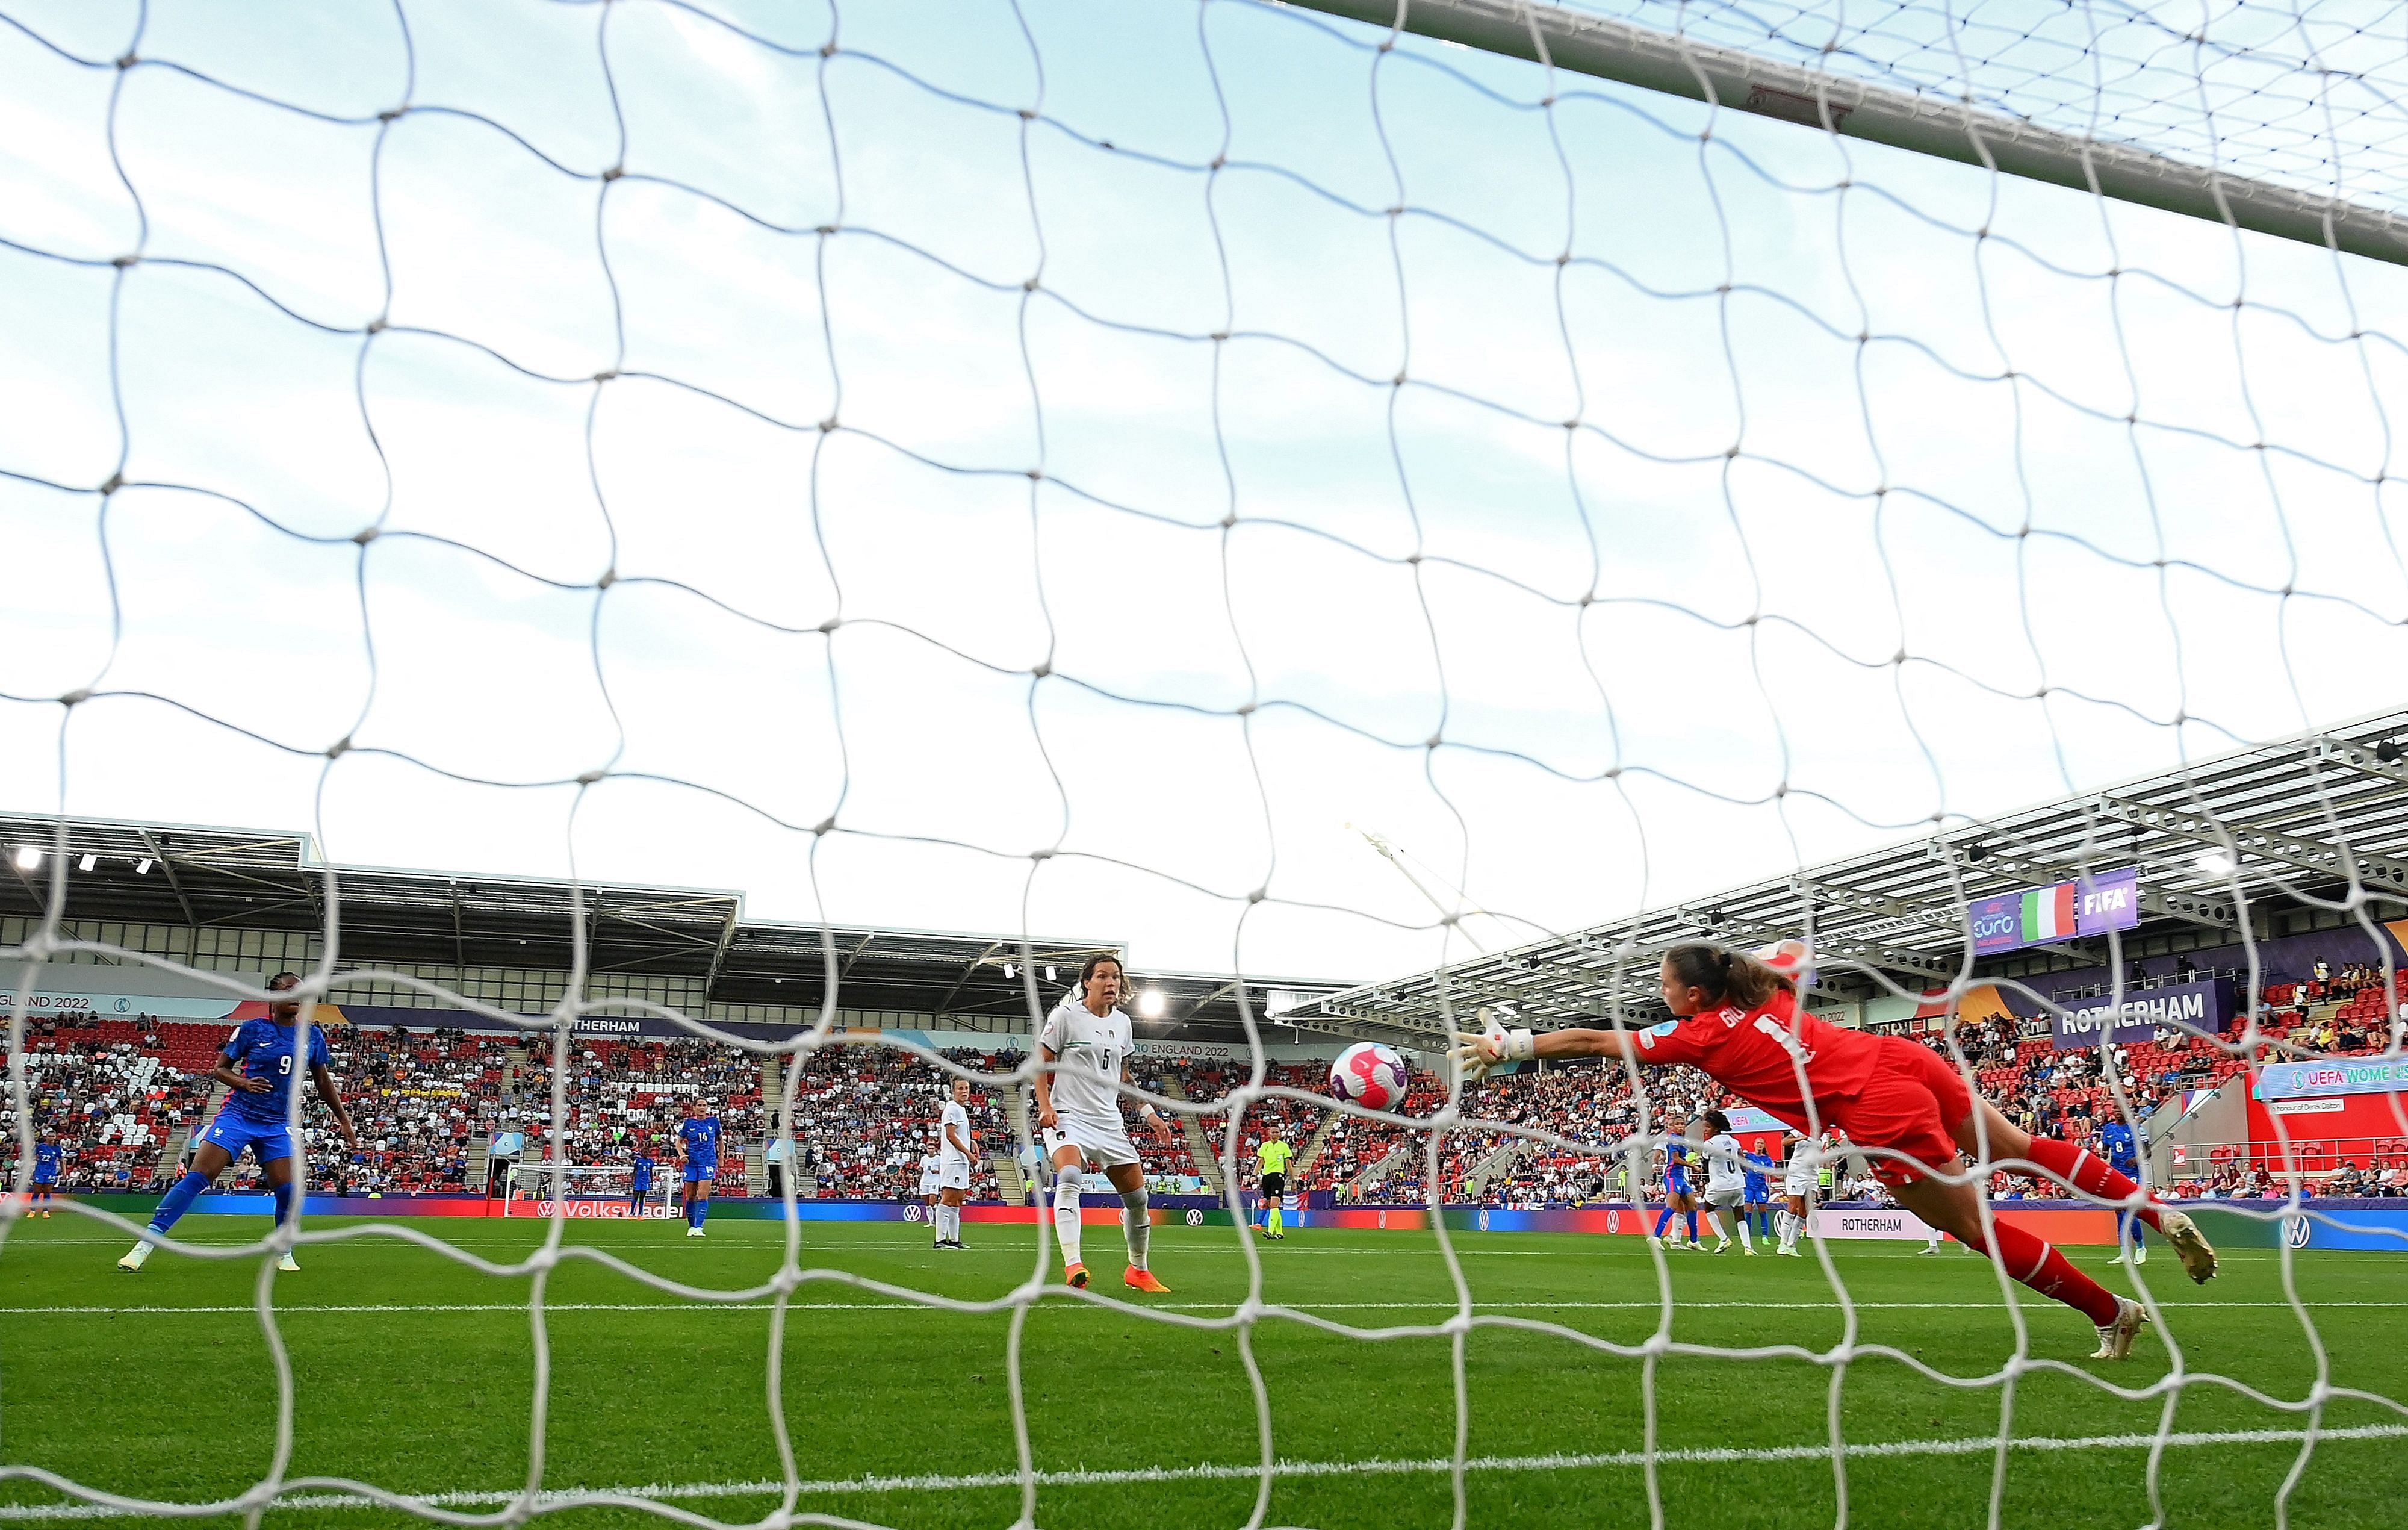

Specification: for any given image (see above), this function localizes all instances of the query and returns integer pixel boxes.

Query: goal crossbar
[1286,0,2408,266]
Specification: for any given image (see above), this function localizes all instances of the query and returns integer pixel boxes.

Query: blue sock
[147,1171,210,1236]
[270,1181,295,1230]
[689,1198,705,1229]
[1653,1207,1674,1237]
[1685,1210,1699,1240]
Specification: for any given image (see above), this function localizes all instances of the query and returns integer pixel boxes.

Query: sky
[4,0,2408,989]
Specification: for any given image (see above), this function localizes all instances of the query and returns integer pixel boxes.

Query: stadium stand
[7,981,2404,1205]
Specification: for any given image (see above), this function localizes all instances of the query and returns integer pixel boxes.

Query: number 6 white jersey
[1038,996,1132,1131]
[939,1099,973,1167]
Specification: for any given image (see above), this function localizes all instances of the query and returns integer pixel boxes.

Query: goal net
[4,0,2407,1524]
[499,1162,675,1219]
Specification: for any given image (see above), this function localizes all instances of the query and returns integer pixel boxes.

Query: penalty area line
[3,1424,2404,1518]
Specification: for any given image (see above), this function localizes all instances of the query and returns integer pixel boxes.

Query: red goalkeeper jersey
[1631,989,1884,1115]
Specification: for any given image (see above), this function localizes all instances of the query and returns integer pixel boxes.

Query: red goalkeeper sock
[1968,1219,2121,1326]
[2022,1137,2164,1231]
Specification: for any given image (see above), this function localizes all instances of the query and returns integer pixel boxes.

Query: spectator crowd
[6,964,2404,1207]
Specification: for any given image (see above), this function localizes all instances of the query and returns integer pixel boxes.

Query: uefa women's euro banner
[2052,977,2231,1050]
[1969,868,2142,955]
[2253,1055,2408,1101]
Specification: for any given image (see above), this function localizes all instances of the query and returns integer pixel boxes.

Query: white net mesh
[1555,0,2408,214]
[4,0,2408,1525]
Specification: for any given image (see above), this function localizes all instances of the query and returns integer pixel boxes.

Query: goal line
[5,1423,2404,1522]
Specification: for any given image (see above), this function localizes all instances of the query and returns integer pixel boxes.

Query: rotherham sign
[2051,978,2230,1050]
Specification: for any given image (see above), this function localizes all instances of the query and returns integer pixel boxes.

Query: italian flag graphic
[2020,882,2078,944]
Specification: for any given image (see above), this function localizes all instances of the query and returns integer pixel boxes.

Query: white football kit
[1702,1132,1748,1208]
[1784,1133,1826,1198]
[939,1099,974,1190]
[1038,997,1141,1168]
[917,1154,940,1198]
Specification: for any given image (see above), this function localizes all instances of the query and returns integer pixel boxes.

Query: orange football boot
[1063,1261,1090,1289]
[1123,1267,1170,1294]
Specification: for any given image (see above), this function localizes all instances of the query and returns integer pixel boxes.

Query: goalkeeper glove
[1448,1010,1535,1080]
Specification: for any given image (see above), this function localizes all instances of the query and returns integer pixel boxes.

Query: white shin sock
[1122,1186,1150,1270]
[1053,1166,1085,1266]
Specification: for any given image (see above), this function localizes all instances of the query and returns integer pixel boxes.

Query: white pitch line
[8,1298,2408,1317]
[2,1423,2403,1520]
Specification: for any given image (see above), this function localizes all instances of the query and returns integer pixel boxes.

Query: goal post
[1285,0,2408,265]
[499,1163,675,1220]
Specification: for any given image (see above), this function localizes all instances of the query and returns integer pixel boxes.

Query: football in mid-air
[1329,1042,1409,1112]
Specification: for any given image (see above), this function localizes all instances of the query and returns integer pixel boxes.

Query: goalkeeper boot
[2090,1297,2149,1361]
[116,1240,153,1272]
[1123,1267,1170,1294]
[2157,1210,2217,1284]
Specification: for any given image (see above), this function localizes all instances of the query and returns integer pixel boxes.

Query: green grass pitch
[1,1212,2401,1528]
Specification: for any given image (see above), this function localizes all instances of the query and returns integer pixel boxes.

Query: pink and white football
[1329,1042,1409,1112]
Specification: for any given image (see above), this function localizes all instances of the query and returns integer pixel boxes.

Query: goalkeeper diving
[1452,941,2217,1360]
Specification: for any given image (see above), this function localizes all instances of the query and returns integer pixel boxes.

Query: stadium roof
[0,812,1341,1032]
[1294,707,2408,1045]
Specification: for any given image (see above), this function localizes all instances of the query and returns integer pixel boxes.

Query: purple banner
[2051,977,2232,1050]
[1970,868,2141,956]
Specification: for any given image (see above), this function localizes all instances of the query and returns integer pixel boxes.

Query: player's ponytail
[1702,1109,1731,1136]
[1663,943,1796,1007]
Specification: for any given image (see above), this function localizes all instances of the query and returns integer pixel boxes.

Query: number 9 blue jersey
[220,1019,332,1123]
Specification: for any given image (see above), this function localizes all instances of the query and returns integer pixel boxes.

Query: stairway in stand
[157,1081,230,1180]
[1156,1074,1232,1204]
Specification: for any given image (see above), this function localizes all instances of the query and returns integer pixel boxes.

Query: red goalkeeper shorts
[1822,1036,1974,1187]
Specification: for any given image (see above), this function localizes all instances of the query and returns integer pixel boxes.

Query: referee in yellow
[1254,1133,1294,1240]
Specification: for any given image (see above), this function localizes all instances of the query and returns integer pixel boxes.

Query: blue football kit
[680,1116,721,1184]
[2099,1119,2139,1175]
[197,1019,331,1166]
[2097,1119,2147,1249]
[33,1142,62,1184]
[1742,1152,1771,1202]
